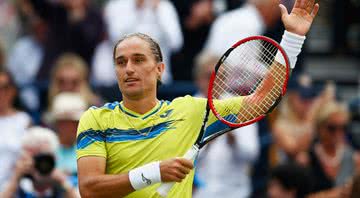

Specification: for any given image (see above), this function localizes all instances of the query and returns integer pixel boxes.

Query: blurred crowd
[0,0,359,197]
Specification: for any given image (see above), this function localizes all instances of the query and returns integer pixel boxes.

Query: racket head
[207,35,290,129]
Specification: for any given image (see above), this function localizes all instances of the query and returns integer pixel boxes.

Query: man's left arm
[242,0,320,119]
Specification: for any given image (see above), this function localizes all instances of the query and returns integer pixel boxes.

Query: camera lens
[33,153,55,176]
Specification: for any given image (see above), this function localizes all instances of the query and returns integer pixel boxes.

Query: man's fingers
[176,164,191,175]
[173,171,186,180]
[293,0,302,9]
[305,0,315,14]
[176,158,194,169]
[172,176,182,183]
[279,4,288,18]
[311,3,320,18]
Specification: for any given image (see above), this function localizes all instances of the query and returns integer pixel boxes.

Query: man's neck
[122,95,159,115]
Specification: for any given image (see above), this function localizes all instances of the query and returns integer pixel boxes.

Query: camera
[33,153,56,176]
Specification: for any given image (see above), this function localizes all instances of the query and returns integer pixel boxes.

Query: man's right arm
[77,156,134,198]
[78,156,193,198]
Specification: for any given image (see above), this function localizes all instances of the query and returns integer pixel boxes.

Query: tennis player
[77,0,319,197]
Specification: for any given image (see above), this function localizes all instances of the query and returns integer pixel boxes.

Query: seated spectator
[267,162,313,198]
[96,0,183,85]
[49,92,88,175]
[272,74,328,164]
[170,0,217,81]
[308,101,358,195]
[0,0,20,54]
[0,126,79,198]
[25,0,105,81]
[0,69,31,190]
[193,51,259,198]
[48,53,101,109]
[7,16,47,113]
[204,0,281,56]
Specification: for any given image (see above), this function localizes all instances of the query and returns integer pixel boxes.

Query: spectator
[272,74,326,164]
[308,101,358,195]
[0,126,79,198]
[0,69,31,190]
[171,0,217,81]
[7,15,47,113]
[204,0,281,56]
[95,0,183,85]
[0,0,20,54]
[267,162,313,198]
[49,92,88,175]
[193,51,259,198]
[26,0,105,81]
[48,53,101,110]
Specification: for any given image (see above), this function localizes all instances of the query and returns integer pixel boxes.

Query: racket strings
[211,39,287,124]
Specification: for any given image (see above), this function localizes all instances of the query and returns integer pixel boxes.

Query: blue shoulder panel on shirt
[89,102,120,110]
[103,101,120,110]
[77,120,183,149]
[203,114,235,138]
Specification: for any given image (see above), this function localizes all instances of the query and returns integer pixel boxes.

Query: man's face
[114,37,164,99]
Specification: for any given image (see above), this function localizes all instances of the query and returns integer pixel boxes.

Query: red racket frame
[207,35,290,128]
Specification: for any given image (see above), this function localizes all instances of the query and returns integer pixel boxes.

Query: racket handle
[157,145,199,197]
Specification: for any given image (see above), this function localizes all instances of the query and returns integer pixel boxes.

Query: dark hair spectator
[0,69,32,191]
[267,162,313,198]
[24,0,105,81]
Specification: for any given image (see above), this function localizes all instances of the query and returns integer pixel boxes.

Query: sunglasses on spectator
[56,78,81,85]
[325,123,348,133]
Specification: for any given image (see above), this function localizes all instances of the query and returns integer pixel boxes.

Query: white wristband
[129,161,162,190]
[275,30,306,69]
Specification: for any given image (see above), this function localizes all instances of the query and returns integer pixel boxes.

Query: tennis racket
[157,35,290,197]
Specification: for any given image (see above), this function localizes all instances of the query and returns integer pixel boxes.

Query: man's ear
[156,62,165,78]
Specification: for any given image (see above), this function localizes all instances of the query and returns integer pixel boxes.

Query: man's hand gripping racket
[157,35,290,197]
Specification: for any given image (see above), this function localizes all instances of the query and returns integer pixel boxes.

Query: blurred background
[0,0,359,197]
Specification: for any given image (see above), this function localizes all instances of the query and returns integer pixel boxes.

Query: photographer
[0,126,79,198]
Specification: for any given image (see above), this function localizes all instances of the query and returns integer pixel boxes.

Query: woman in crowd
[308,101,359,197]
[48,53,101,109]
[272,74,332,165]
[0,69,31,190]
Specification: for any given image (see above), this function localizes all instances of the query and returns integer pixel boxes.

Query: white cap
[50,92,88,121]
[22,126,60,153]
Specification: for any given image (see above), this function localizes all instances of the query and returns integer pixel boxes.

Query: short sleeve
[76,109,107,159]
[201,97,245,138]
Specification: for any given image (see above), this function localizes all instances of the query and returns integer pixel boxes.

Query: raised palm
[280,0,320,36]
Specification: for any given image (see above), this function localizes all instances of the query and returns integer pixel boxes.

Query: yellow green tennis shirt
[76,95,243,198]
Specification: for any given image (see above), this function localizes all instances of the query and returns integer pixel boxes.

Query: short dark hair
[270,163,313,198]
[112,33,163,63]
